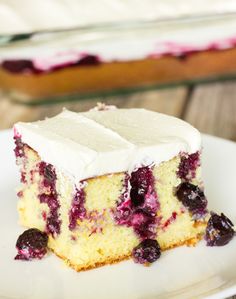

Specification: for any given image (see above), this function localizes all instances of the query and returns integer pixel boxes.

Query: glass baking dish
[1,11,236,104]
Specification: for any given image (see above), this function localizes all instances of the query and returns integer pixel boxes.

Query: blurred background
[0,0,236,142]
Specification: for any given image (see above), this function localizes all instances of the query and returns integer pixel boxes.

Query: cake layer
[15,109,201,182]
[16,142,207,271]
[14,108,209,270]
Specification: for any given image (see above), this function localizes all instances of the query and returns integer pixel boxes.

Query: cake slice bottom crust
[52,233,204,272]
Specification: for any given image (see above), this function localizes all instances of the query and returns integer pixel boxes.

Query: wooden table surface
[1,80,236,144]
[0,80,235,299]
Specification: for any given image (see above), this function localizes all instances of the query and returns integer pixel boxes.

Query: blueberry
[130,167,153,191]
[130,187,146,207]
[176,183,207,213]
[15,228,48,260]
[44,165,56,184]
[115,167,159,241]
[130,167,154,207]
[2,60,34,73]
[38,162,56,188]
[132,239,161,264]
[177,152,200,180]
[38,161,61,235]
[205,213,235,246]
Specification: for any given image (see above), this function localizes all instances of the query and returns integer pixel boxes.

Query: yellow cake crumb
[17,147,207,271]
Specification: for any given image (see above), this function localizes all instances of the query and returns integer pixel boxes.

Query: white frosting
[15,109,201,182]
[1,16,236,68]
[1,1,236,69]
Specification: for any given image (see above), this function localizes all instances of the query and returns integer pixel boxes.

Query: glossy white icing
[15,108,201,181]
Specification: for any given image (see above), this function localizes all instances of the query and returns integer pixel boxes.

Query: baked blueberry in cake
[13,108,235,271]
[15,228,48,260]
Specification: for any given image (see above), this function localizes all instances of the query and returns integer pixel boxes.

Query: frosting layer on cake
[15,109,201,181]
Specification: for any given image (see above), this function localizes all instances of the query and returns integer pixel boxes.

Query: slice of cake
[14,108,210,271]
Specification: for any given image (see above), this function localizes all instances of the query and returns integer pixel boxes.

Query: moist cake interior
[14,108,209,270]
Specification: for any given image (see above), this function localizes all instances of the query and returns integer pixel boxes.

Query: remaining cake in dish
[2,1,236,103]
[14,107,210,271]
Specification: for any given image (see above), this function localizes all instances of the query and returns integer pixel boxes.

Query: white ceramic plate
[0,130,236,299]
